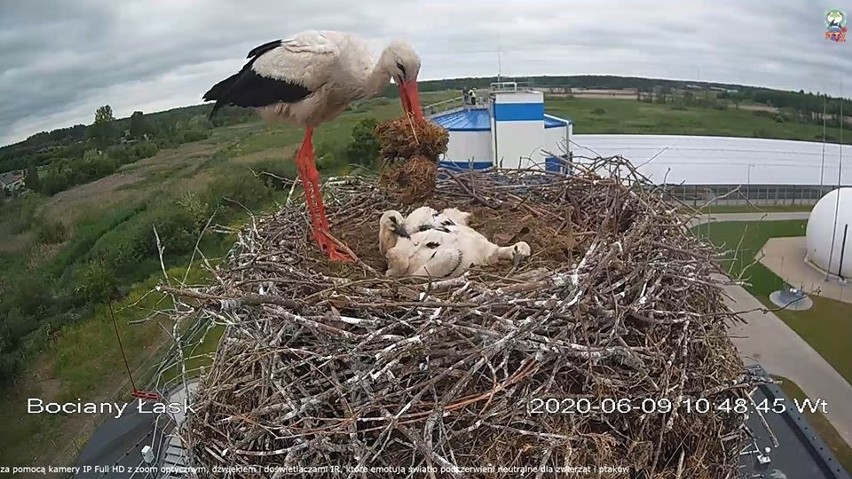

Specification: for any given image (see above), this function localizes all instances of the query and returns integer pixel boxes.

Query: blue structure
[426,82,573,174]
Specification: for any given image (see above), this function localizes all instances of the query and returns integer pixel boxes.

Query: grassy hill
[0,81,850,473]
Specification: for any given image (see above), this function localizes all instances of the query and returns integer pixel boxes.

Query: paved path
[720,276,852,446]
[691,211,852,446]
[760,236,852,304]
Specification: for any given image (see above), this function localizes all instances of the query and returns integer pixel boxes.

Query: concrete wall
[444,130,492,164]
[542,126,567,161]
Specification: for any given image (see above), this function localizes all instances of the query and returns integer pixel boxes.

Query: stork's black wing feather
[204,39,312,119]
[247,40,283,59]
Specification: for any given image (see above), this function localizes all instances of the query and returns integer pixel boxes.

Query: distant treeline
[0,104,255,176]
[3,75,850,175]
[384,75,852,126]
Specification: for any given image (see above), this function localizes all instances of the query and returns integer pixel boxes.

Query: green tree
[129,111,153,139]
[74,259,118,304]
[87,105,117,147]
[24,165,40,191]
[344,118,380,167]
[188,114,213,131]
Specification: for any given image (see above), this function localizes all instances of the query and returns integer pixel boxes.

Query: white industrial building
[427,82,573,172]
[572,134,851,186]
[806,188,852,279]
[571,134,851,206]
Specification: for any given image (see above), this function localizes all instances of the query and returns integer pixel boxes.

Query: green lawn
[546,97,851,143]
[695,220,852,384]
[774,375,852,473]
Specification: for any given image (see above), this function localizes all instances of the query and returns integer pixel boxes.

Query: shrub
[176,192,212,230]
[344,118,380,166]
[133,141,158,159]
[205,170,274,213]
[106,145,130,163]
[74,259,118,303]
[180,130,210,143]
[1,195,41,233]
[752,110,775,119]
[41,168,74,195]
[249,158,298,190]
[143,206,200,257]
[35,219,68,245]
[76,149,118,182]
[89,218,149,269]
[315,139,347,172]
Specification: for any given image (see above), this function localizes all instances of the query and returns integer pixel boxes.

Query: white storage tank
[806,187,852,279]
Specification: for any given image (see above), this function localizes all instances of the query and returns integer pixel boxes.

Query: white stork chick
[378,210,410,256]
[385,229,463,278]
[385,225,531,279]
[379,206,472,257]
[403,206,472,234]
[203,30,425,262]
[442,224,531,268]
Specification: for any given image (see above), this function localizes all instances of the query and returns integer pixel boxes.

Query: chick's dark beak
[394,224,410,238]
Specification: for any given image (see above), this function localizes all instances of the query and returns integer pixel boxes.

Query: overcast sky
[1,0,850,146]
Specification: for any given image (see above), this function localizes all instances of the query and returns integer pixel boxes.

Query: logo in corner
[825,9,847,42]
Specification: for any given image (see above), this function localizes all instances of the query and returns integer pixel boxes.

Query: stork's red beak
[399,80,424,121]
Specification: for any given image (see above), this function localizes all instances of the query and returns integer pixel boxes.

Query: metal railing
[422,81,540,117]
[489,81,535,92]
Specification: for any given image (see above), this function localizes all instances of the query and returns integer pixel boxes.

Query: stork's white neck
[365,57,394,98]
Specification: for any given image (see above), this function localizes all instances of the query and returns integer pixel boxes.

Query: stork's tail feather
[203,72,242,119]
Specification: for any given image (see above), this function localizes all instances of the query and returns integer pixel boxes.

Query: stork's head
[380,210,409,238]
[383,40,424,121]
[379,210,409,256]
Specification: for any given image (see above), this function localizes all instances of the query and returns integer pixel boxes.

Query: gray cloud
[1,0,850,146]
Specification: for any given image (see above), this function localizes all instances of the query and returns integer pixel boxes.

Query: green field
[0,90,849,472]
[545,96,851,142]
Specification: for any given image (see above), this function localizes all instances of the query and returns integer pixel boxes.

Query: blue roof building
[425,82,573,173]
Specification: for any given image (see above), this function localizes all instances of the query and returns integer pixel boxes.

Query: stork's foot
[313,230,355,263]
[325,244,354,263]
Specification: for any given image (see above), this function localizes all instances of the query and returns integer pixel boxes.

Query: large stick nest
[169,157,752,478]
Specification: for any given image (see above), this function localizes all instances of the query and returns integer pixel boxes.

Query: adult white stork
[203,30,425,261]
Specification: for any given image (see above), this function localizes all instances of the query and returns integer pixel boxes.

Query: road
[692,211,852,446]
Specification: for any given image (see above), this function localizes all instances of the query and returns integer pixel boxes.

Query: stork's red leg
[294,132,325,248]
[300,128,353,263]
